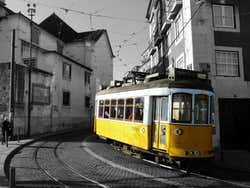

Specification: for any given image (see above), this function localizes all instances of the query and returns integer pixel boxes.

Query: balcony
[166,0,182,20]
[153,26,162,46]
[161,20,171,34]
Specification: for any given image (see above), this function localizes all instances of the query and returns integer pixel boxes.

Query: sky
[5,0,150,80]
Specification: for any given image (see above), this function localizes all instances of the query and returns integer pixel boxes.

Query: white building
[0,1,114,135]
[145,0,250,156]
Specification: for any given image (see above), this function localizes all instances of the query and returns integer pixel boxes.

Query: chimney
[0,0,5,6]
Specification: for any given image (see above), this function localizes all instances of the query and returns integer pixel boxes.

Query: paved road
[8,131,250,188]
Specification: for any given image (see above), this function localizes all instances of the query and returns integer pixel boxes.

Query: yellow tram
[94,69,214,161]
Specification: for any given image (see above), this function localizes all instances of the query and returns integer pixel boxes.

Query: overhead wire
[16,0,148,23]
[113,26,148,61]
[12,0,149,66]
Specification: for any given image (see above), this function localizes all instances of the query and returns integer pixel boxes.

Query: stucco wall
[0,13,91,136]
[0,63,10,115]
[63,42,91,68]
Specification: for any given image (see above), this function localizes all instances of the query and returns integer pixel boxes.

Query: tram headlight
[175,128,183,136]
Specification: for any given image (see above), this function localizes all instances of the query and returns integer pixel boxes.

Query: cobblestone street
[6,131,250,188]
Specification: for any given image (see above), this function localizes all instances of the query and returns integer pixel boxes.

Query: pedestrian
[1,115,10,144]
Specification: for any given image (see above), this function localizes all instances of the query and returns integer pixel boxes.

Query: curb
[3,128,85,179]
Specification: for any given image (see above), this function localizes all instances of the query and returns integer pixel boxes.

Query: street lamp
[27,3,36,136]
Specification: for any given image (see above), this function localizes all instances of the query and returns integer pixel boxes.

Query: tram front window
[194,95,209,124]
[172,93,192,123]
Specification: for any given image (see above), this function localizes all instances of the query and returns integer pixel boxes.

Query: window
[194,95,209,124]
[125,98,134,121]
[161,97,168,121]
[175,54,184,69]
[85,71,91,85]
[63,63,71,80]
[31,26,40,44]
[23,58,37,67]
[215,50,240,76]
[15,66,25,104]
[98,100,104,118]
[57,40,63,54]
[175,13,183,41]
[134,98,144,122]
[104,100,110,119]
[117,99,124,120]
[213,4,235,28]
[85,96,90,108]
[21,41,38,67]
[167,30,172,50]
[62,91,70,106]
[150,15,156,41]
[186,64,192,70]
[151,50,158,68]
[110,99,117,119]
[172,93,192,123]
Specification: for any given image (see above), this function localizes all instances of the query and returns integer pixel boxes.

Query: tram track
[54,141,109,188]
[31,132,109,188]
[9,132,250,188]
[33,141,69,188]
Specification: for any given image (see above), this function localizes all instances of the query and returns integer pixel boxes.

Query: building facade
[145,0,250,154]
[0,2,113,136]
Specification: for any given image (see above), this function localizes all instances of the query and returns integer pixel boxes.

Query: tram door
[152,97,168,151]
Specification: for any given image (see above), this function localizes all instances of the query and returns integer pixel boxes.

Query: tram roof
[96,78,213,96]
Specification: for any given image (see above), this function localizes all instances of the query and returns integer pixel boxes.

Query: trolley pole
[27,3,36,136]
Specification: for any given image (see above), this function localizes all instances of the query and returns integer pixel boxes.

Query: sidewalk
[0,139,32,188]
[0,129,79,187]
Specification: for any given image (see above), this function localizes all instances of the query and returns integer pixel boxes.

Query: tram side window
[134,98,144,122]
[125,98,134,121]
[104,100,110,119]
[98,100,104,118]
[161,97,168,121]
[172,93,192,123]
[110,99,117,119]
[117,99,125,120]
[194,95,209,124]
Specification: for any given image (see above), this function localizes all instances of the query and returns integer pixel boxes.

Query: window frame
[62,62,72,80]
[62,90,71,107]
[15,66,25,105]
[194,94,209,124]
[134,97,144,123]
[171,93,192,123]
[117,99,125,120]
[104,100,110,119]
[215,50,240,77]
[31,26,40,45]
[125,98,134,121]
[174,12,183,44]
[175,53,185,69]
[85,71,91,86]
[110,99,117,119]
[212,4,235,29]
